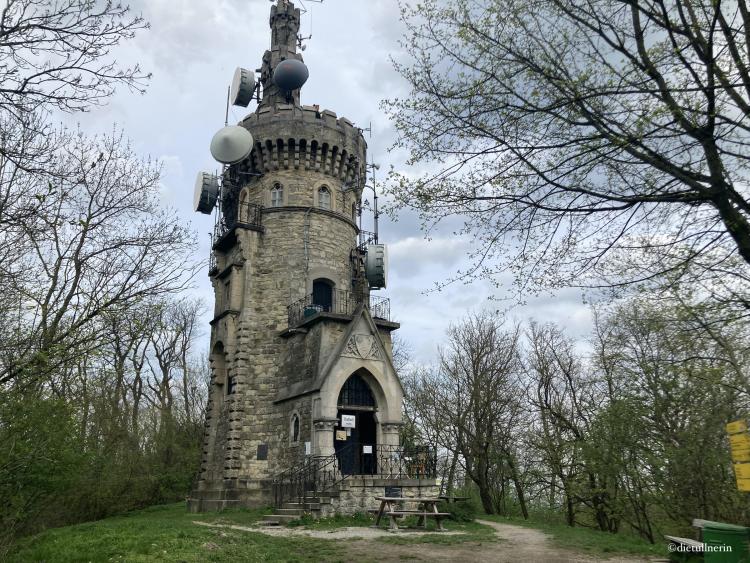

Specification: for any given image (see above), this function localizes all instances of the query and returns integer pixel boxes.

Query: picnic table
[372,496,450,531]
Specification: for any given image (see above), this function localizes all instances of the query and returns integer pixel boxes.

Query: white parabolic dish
[230,67,255,107]
[210,126,254,164]
[193,172,219,214]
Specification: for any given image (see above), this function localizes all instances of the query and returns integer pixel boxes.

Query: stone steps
[264,491,334,523]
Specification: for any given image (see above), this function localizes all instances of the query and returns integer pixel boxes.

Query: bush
[438,498,479,522]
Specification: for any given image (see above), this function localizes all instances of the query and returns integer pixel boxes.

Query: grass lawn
[6,503,343,563]
[480,514,668,558]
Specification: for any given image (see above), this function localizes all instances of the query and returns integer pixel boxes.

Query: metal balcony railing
[214,201,263,242]
[287,289,391,327]
[358,230,378,250]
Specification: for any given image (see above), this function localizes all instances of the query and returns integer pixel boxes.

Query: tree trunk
[507,452,529,519]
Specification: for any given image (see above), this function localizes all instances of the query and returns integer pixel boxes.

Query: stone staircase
[261,489,341,525]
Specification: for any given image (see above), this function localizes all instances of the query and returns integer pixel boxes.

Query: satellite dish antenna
[230,67,255,107]
[273,59,309,91]
[193,172,220,214]
[365,244,388,289]
[209,125,254,164]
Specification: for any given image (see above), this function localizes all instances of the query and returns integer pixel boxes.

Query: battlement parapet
[238,104,367,182]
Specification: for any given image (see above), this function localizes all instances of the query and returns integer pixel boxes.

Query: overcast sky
[66,0,593,363]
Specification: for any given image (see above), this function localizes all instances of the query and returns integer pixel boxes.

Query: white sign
[305,441,311,455]
[341,414,356,428]
[363,445,373,454]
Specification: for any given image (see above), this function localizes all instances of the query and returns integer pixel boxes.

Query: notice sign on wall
[341,414,356,428]
[363,445,373,454]
[335,430,347,441]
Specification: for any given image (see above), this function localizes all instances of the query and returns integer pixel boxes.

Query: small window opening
[318,186,331,210]
[271,183,283,207]
[291,414,300,442]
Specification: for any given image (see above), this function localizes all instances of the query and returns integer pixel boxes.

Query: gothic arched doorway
[335,372,377,475]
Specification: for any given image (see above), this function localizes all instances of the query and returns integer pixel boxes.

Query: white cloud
[389,236,471,278]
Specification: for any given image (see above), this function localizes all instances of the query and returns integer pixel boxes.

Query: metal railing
[273,442,357,509]
[287,289,391,327]
[237,201,262,228]
[358,230,378,250]
[214,201,263,242]
[272,444,437,508]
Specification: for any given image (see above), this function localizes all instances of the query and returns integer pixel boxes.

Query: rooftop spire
[259,0,304,108]
[270,0,300,52]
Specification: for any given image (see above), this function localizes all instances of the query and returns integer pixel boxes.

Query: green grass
[480,514,668,558]
[7,503,344,562]
[287,511,373,529]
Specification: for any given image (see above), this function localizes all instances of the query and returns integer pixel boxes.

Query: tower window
[318,186,331,210]
[271,183,283,207]
[291,414,300,442]
[227,373,236,395]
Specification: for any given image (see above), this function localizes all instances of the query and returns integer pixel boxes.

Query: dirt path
[195,519,657,562]
[476,519,652,563]
[193,520,464,540]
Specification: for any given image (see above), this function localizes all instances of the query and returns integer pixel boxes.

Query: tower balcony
[287,289,392,328]
[212,201,264,252]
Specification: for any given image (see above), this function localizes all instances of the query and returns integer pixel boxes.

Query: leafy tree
[386,0,750,302]
[0,130,196,387]
[405,312,527,514]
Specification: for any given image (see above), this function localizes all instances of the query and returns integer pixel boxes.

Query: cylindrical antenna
[371,158,379,244]
[224,85,230,126]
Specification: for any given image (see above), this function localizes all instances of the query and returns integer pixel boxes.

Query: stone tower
[187,0,431,513]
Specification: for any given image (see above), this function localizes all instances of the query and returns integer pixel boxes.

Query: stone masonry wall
[321,478,440,517]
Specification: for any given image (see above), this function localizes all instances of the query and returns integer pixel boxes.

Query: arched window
[290,414,300,442]
[312,278,334,312]
[318,186,331,210]
[270,183,283,207]
[338,373,376,408]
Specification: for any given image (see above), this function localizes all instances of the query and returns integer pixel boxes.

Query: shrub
[438,498,479,522]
